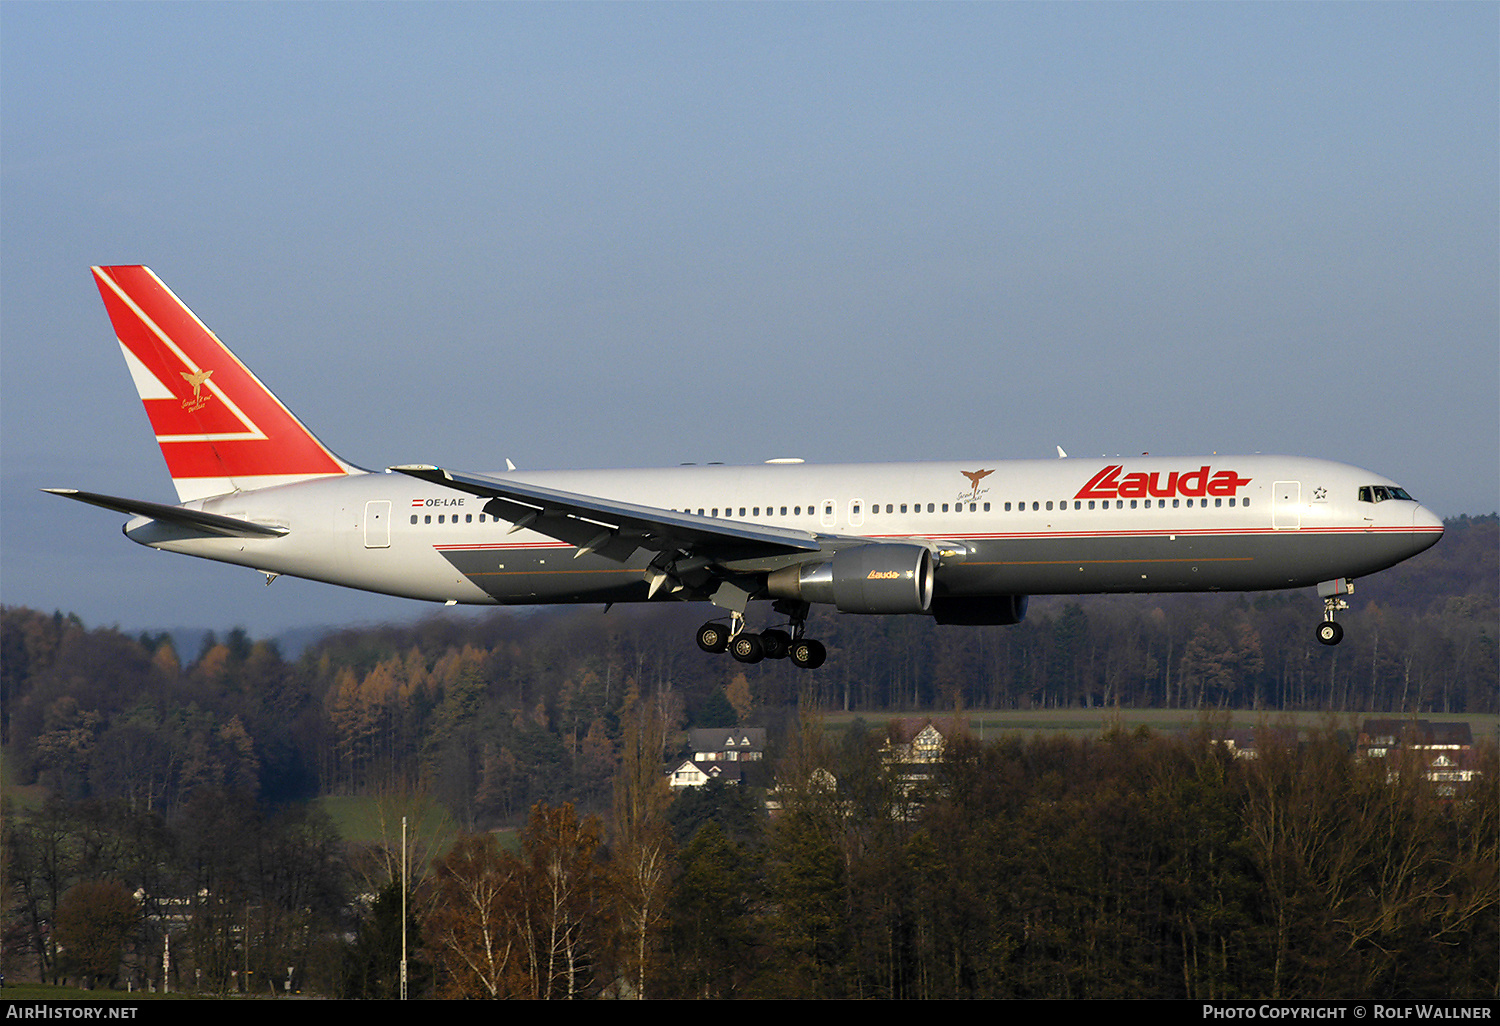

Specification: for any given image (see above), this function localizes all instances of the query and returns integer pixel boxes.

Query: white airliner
[49,266,1444,669]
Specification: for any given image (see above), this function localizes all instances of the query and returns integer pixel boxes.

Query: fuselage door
[364,500,391,548]
[1272,481,1301,530]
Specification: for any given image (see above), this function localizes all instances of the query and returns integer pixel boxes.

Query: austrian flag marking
[1075,465,1252,500]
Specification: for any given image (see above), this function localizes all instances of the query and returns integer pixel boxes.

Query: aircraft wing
[43,489,289,538]
[390,464,823,563]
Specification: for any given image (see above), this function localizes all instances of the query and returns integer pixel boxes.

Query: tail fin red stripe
[93,266,357,501]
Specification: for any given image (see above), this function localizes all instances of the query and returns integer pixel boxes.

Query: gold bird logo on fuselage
[960,468,994,497]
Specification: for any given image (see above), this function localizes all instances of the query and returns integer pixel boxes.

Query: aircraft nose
[1409,504,1444,554]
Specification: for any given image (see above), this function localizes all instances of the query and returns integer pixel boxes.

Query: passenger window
[410,515,418,524]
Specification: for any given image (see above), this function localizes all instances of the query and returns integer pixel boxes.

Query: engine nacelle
[766,543,935,614]
[930,594,1029,626]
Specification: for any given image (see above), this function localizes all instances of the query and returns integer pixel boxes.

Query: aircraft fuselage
[127,454,1443,607]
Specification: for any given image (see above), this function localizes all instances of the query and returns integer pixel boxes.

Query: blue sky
[3,3,1495,636]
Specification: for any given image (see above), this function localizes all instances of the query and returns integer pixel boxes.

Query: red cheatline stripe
[432,542,573,551]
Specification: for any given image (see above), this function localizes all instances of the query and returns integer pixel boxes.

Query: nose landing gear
[1316,578,1352,646]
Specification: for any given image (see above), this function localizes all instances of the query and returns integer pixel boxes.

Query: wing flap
[391,464,821,561]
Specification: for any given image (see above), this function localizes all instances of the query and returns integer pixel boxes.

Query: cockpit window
[1358,485,1415,503]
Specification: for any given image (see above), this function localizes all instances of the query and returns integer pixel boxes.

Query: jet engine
[766,543,935,614]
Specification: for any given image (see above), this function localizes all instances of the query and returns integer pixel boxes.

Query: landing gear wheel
[760,629,791,659]
[789,638,826,670]
[1316,621,1343,646]
[696,621,729,653]
[730,632,765,664]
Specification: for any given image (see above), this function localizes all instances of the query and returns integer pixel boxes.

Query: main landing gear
[696,601,826,669]
[1315,578,1351,646]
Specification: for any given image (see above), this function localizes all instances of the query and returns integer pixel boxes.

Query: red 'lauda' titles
[1075,465,1251,500]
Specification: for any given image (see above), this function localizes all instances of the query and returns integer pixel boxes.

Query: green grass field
[819,707,1500,744]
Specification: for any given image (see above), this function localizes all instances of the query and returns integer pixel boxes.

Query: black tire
[697,622,729,653]
[1316,621,1343,646]
[789,638,826,669]
[730,632,764,664]
[760,629,792,659]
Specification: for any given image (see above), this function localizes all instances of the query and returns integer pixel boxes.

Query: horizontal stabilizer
[42,489,289,538]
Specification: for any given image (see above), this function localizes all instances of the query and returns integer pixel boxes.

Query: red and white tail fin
[92,266,362,502]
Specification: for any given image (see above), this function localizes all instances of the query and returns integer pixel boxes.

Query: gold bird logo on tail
[180,369,213,411]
